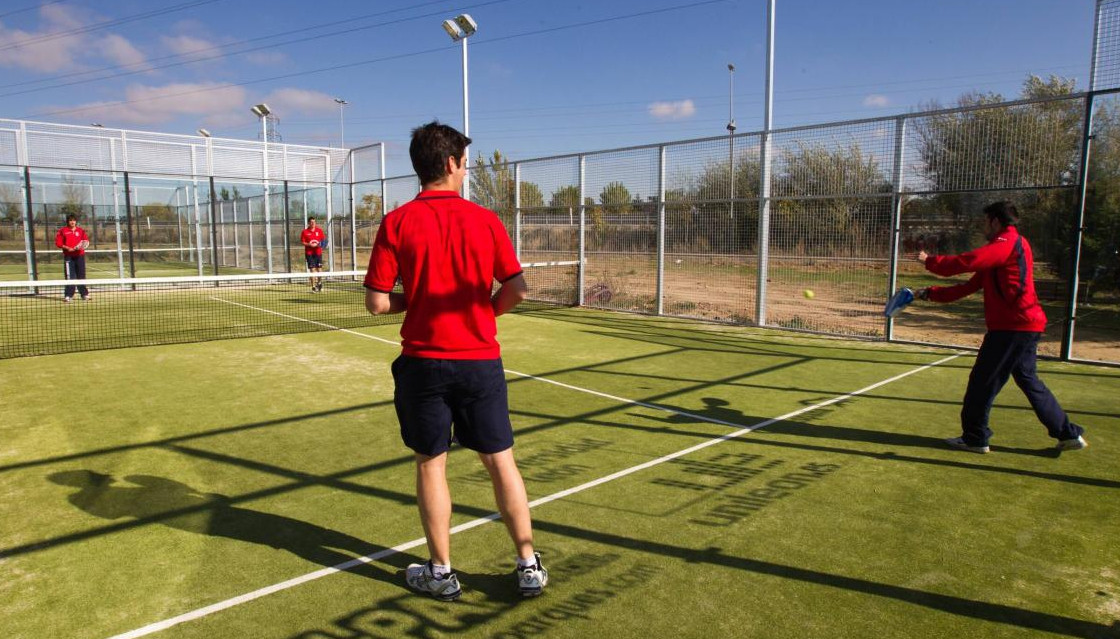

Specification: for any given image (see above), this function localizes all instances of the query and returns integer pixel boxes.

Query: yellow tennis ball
[803,289,815,299]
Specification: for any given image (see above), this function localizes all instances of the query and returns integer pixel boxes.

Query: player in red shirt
[915,201,1086,454]
[299,216,326,292]
[364,121,547,600]
[54,214,90,302]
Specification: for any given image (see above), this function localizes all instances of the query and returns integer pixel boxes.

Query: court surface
[1,305,1118,639]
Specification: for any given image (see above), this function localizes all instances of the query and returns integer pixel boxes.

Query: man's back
[365,190,522,359]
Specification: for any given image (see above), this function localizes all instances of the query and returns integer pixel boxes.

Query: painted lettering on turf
[690,462,841,526]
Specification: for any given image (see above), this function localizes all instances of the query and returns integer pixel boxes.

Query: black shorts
[391,355,513,456]
[305,253,323,269]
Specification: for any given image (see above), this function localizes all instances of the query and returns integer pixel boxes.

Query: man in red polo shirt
[916,201,1086,454]
[364,121,547,600]
[55,214,90,302]
[300,216,326,292]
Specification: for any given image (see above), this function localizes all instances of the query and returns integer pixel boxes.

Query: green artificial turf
[1,307,1117,638]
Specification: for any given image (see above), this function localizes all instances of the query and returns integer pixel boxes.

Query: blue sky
[0,0,1098,176]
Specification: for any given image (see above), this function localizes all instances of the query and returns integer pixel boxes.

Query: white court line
[113,300,962,639]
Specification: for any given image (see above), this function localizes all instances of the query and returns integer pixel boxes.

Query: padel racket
[319,234,328,248]
[309,240,319,248]
[66,239,89,251]
[883,287,915,318]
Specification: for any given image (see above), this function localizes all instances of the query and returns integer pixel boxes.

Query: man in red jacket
[55,214,90,302]
[364,122,547,600]
[299,216,325,293]
[916,201,1086,454]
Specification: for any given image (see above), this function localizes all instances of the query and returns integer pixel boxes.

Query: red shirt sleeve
[928,272,983,303]
[299,229,309,245]
[925,236,1013,277]
[491,217,522,282]
[364,219,398,292]
[55,228,66,249]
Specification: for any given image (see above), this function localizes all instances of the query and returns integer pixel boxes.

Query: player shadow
[47,470,409,584]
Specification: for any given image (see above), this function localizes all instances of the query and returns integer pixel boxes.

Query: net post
[122,171,137,286]
[656,144,666,315]
[283,180,292,273]
[885,116,907,342]
[208,176,220,278]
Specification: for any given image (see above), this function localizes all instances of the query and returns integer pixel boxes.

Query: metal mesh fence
[3,88,1118,363]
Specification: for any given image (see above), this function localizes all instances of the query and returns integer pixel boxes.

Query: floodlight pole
[727,63,736,220]
[444,15,476,201]
[462,35,470,201]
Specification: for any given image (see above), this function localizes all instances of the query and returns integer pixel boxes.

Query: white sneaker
[1056,435,1088,451]
[945,436,990,454]
[518,552,548,597]
[405,562,461,601]
[63,297,72,303]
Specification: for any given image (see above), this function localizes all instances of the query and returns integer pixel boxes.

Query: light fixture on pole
[197,128,211,137]
[90,123,104,127]
[441,13,477,200]
[727,63,736,220]
[333,98,349,148]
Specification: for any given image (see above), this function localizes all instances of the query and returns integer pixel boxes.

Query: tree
[0,182,23,224]
[471,150,515,218]
[599,181,632,215]
[355,192,383,220]
[520,181,544,209]
[911,74,1085,274]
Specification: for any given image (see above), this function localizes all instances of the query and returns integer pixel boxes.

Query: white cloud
[161,34,218,62]
[648,99,696,120]
[0,4,146,73]
[99,34,148,69]
[262,88,338,115]
[863,94,890,108]
[56,82,248,125]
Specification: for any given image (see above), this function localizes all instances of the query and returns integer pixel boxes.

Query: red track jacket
[923,226,1047,332]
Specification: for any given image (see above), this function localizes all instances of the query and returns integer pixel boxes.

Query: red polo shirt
[300,227,325,256]
[364,190,522,359]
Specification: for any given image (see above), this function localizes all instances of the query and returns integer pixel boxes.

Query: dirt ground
[579,258,1120,364]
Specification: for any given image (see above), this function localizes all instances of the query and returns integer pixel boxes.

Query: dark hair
[307,215,316,222]
[983,201,1019,227]
[409,121,471,185]
[66,214,78,223]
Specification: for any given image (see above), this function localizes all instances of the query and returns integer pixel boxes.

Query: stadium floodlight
[250,103,271,117]
[197,128,211,137]
[441,14,477,199]
[90,123,103,127]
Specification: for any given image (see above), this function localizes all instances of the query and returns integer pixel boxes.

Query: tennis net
[0,261,579,358]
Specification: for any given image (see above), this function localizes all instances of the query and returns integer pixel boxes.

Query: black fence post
[23,166,38,281]
[208,176,220,276]
[122,171,137,282]
[283,180,292,273]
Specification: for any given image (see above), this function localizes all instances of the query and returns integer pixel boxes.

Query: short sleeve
[364,220,398,292]
[491,217,522,282]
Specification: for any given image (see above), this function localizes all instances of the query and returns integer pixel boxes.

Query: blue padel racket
[883,287,915,318]
[319,234,328,248]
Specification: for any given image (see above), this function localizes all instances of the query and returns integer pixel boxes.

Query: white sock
[516,555,536,570]
[430,562,451,579]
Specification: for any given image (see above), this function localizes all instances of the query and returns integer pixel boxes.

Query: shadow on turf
[47,470,417,585]
[637,397,1066,458]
